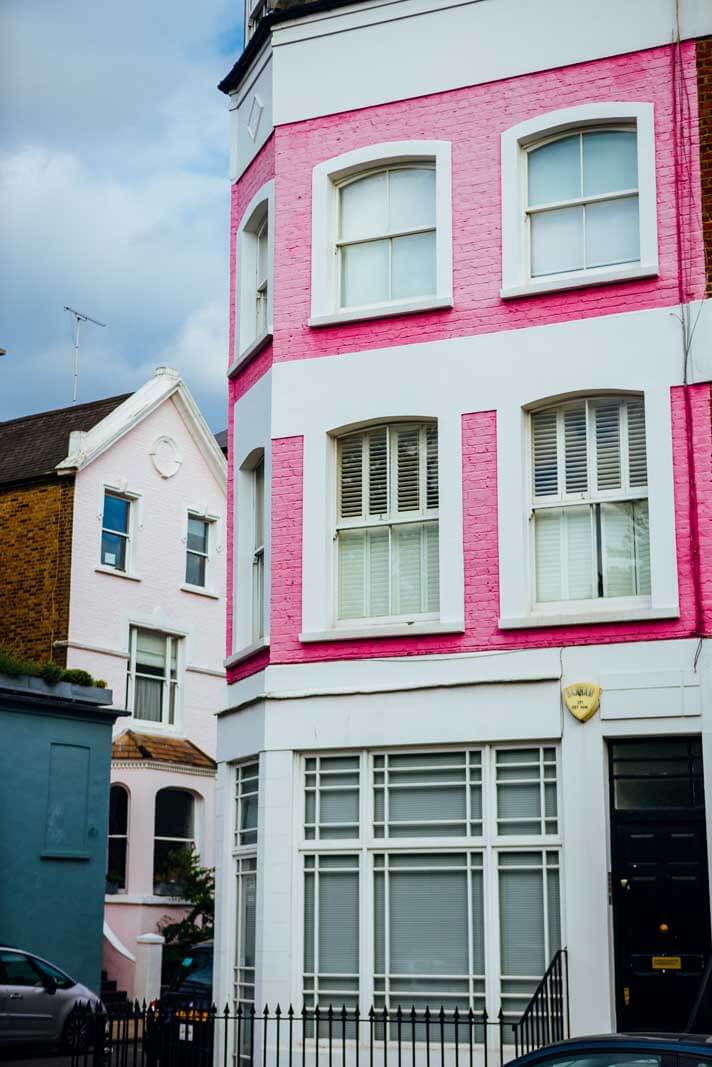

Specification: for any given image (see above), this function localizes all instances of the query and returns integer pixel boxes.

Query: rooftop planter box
[0,671,114,706]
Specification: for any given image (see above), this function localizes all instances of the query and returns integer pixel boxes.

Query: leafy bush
[61,668,94,688]
[158,849,215,988]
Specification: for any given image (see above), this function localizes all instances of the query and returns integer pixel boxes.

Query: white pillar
[134,933,165,1006]
[256,748,295,1010]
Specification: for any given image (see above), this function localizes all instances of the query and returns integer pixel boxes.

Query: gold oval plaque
[562,682,601,723]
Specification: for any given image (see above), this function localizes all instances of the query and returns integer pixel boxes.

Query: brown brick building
[0,395,129,665]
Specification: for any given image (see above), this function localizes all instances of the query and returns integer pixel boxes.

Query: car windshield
[174,949,213,993]
[538,1053,665,1067]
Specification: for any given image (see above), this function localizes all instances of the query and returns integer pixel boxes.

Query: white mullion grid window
[235,760,260,848]
[252,459,265,643]
[231,760,259,1062]
[299,744,561,1042]
[337,164,436,311]
[126,627,179,727]
[530,395,650,608]
[525,126,640,282]
[335,422,439,624]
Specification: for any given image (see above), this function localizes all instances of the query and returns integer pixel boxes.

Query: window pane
[153,840,191,896]
[389,866,468,975]
[319,869,359,974]
[528,135,580,206]
[136,630,166,670]
[388,167,436,232]
[391,231,436,300]
[101,531,126,570]
[340,172,388,242]
[186,552,206,587]
[0,952,43,987]
[392,523,423,615]
[155,789,194,838]
[338,527,390,619]
[254,461,265,546]
[535,505,594,602]
[239,871,257,969]
[107,838,127,892]
[582,130,638,196]
[187,517,208,554]
[500,862,545,975]
[601,499,650,597]
[341,240,389,307]
[530,205,584,276]
[134,676,163,721]
[594,400,622,490]
[368,428,389,516]
[109,786,128,835]
[586,195,639,268]
[103,493,129,533]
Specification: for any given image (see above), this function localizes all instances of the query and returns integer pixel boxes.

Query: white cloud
[0,0,238,429]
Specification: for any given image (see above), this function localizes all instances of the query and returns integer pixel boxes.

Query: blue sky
[0,0,242,431]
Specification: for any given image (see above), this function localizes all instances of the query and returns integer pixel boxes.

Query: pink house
[215,0,712,1045]
[56,368,227,1000]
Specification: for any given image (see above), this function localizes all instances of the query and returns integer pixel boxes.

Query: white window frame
[233,180,275,370]
[334,421,440,628]
[230,445,270,664]
[296,744,563,1029]
[99,486,140,577]
[300,413,463,644]
[497,388,680,629]
[126,626,183,730]
[182,510,220,597]
[310,141,453,327]
[229,758,259,1039]
[500,102,658,299]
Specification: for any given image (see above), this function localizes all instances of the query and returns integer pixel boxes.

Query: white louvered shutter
[564,403,587,493]
[627,397,647,488]
[531,409,559,498]
[535,506,594,602]
[339,434,364,519]
[594,400,622,491]
[368,427,389,515]
[426,424,439,509]
[395,426,420,512]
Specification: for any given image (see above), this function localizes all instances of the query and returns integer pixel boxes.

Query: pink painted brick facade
[226,40,710,682]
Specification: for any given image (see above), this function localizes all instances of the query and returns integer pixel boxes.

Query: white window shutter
[368,427,389,516]
[563,403,587,493]
[594,400,622,490]
[531,409,559,498]
[338,529,366,618]
[426,424,439,510]
[396,426,420,512]
[339,434,364,519]
[627,397,647,488]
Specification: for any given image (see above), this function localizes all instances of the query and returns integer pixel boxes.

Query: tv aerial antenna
[64,306,107,404]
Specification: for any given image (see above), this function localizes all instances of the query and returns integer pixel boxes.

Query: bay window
[234,181,274,365]
[336,422,439,622]
[153,788,195,896]
[531,395,650,605]
[301,746,561,1025]
[127,627,180,725]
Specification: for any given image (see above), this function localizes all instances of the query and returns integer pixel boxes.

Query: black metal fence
[70,954,568,1067]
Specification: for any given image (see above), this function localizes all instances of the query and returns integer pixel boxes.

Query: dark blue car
[508,1034,712,1067]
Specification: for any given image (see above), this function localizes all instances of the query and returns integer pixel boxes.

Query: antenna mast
[64,306,107,404]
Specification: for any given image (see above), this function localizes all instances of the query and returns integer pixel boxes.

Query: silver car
[0,946,102,1052]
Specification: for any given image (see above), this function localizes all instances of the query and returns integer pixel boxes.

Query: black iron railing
[70,962,569,1067]
[512,949,569,1058]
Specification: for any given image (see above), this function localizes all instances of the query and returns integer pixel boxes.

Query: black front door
[610,737,711,1032]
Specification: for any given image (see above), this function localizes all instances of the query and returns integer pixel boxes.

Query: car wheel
[61,1008,94,1054]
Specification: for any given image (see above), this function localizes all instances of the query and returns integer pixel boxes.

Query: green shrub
[40,662,63,685]
[0,649,107,689]
[61,668,94,688]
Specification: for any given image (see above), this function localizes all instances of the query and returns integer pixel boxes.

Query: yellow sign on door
[651,956,682,970]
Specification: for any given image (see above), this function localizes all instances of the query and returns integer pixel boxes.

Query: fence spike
[288,1004,294,1019]
[276,1003,283,1017]
[224,1002,230,1016]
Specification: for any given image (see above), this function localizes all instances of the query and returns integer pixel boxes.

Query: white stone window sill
[300,619,465,642]
[499,602,679,629]
[105,893,190,906]
[309,294,453,328]
[180,583,221,600]
[500,262,658,300]
[95,565,141,582]
[228,329,272,377]
[225,638,270,668]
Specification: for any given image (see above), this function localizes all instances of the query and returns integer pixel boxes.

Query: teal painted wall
[0,694,117,992]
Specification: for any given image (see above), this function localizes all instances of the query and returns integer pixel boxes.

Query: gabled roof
[0,394,130,488]
[112,729,216,770]
[56,366,227,489]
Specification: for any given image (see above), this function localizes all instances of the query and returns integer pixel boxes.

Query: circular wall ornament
[150,435,183,479]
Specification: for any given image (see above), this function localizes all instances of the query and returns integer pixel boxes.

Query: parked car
[508,1033,712,1067]
[0,945,102,1052]
[144,941,214,1066]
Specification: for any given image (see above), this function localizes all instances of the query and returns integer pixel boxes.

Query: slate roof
[0,394,131,488]
[112,729,216,770]
[214,429,228,455]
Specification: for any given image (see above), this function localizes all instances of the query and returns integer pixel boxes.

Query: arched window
[530,395,649,604]
[335,421,439,621]
[106,785,128,893]
[153,789,196,897]
[338,165,436,309]
[235,181,274,365]
[526,128,639,279]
